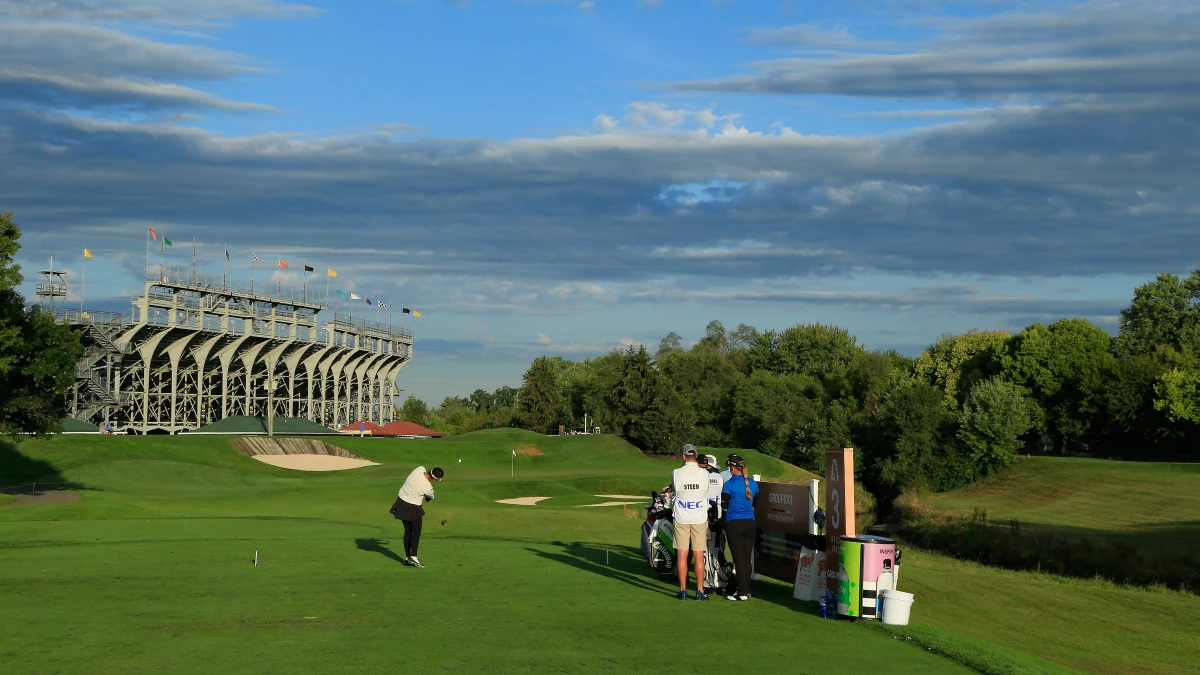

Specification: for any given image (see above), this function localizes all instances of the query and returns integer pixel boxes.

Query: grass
[925,457,1200,559]
[0,430,1193,673]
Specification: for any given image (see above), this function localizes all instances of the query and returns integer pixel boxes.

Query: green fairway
[925,457,1200,558]
[0,430,1188,674]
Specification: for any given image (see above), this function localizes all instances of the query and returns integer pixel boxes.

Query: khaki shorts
[673,521,709,552]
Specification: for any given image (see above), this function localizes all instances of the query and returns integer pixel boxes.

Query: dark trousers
[725,519,756,596]
[402,517,423,557]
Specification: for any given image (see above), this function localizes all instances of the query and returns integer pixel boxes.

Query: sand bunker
[595,494,649,499]
[495,496,552,506]
[577,501,643,508]
[513,446,543,456]
[252,454,379,471]
[0,490,81,507]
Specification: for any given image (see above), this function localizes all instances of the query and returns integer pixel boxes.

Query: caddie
[671,444,712,600]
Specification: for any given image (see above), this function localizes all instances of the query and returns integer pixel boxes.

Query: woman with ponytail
[720,455,760,601]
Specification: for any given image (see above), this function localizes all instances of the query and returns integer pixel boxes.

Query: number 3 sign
[825,448,856,580]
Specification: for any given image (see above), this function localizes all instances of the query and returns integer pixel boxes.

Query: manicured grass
[2,431,1193,673]
[1,430,969,674]
[899,549,1199,674]
[925,457,1200,558]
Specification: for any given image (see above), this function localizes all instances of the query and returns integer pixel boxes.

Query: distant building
[43,264,412,434]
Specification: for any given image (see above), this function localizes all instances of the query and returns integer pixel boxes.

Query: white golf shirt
[671,462,711,525]
[398,466,435,506]
[706,469,725,520]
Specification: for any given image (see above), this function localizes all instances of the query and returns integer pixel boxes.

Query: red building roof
[339,419,384,432]
[377,420,443,438]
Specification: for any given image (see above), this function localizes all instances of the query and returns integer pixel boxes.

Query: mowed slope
[925,457,1200,558]
[0,430,976,674]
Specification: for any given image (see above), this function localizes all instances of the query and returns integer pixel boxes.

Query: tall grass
[899,505,1198,591]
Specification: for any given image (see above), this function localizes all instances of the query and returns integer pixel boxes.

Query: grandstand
[39,264,412,434]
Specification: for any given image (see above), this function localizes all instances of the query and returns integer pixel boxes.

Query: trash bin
[836,535,899,619]
[880,589,914,625]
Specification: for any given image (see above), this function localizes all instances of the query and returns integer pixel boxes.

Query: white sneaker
[409,557,425,568]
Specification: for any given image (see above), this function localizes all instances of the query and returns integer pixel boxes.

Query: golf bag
[641,489,676,576]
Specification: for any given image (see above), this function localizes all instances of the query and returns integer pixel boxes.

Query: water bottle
[819,596,828,618]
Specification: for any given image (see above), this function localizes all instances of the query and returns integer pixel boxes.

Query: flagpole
[192,237,197,285]
[302,261,307,303]
[223,244,227,290]
[159,235,164,279]
[80,247,86,314]
[251,250,256,297]
[145,229,150,277]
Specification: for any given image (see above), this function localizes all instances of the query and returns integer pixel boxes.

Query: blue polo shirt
[722,476,759,521]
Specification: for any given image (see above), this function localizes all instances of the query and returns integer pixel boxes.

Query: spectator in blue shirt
[720,455,760,601]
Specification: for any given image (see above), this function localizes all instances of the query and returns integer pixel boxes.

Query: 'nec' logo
[679,500,706,509]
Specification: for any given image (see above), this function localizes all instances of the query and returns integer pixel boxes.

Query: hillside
[924,457,1200,558]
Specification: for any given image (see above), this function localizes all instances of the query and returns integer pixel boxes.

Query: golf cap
[430,467,444,481]
[682,444,698,457]
[726,454,745,466]
[697,454,710,465]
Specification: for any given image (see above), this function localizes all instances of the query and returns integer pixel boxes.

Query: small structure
[339,419,383,436]
[189,415,338,435]
[375,420,442,438]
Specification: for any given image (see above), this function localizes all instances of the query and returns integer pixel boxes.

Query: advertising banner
[753,481,813,583]
[824,448,856,585]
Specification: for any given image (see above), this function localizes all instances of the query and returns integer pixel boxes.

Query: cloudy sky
[4,0,1198,403]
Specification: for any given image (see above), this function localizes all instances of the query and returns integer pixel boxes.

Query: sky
[3,0,1199,404]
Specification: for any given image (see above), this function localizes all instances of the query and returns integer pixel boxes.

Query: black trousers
[725,519,756,596]
[402,517,423,558]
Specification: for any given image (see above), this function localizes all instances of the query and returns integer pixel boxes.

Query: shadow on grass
[355,537,407,565]
[528,542,827,613]
[0,439,82,490]
[527,544,677,597]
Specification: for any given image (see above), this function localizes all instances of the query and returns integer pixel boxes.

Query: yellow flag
[327,269,337,277]
[83,248,94,259]
[412,310,421,318]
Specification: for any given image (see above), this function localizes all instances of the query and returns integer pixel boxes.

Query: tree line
[402,267,1200,503]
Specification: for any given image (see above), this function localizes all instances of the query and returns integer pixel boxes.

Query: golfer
[391,465,444,568]
[721,455,759,601]
[671,444,712,600]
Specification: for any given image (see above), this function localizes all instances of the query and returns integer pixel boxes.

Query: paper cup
[753,474,762,481]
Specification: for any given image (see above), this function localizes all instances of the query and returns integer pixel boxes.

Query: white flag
[350,293,362,301]
[512,450,516,456]
[252,251,259,262]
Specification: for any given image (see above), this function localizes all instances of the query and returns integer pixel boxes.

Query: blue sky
[4,0,1199,403]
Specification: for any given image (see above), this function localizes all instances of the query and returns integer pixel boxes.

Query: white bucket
[880,589,914,626]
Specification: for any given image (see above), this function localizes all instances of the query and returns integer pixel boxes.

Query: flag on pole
[350,293,362,301]
[278,260,289,269]
[163,237,173,247]
[378,301,387,308]
[402,308,411,314]
[83,249,94,259]
[225,246,230,262]
[365,297,372,305]
[148,226,157,241]
[336,289,344,296]
[252,252,259,261]
[413,310,421,317]
[327,269,337,277]
[304,264,314,273]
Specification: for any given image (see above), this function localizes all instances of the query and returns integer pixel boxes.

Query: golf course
[1,430,1196,674]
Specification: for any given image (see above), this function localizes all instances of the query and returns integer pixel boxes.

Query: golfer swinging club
[391,465,444,568]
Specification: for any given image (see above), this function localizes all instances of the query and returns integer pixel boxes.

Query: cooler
[836,535,898,619]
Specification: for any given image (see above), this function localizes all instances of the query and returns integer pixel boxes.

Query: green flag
[164,237,173,247]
